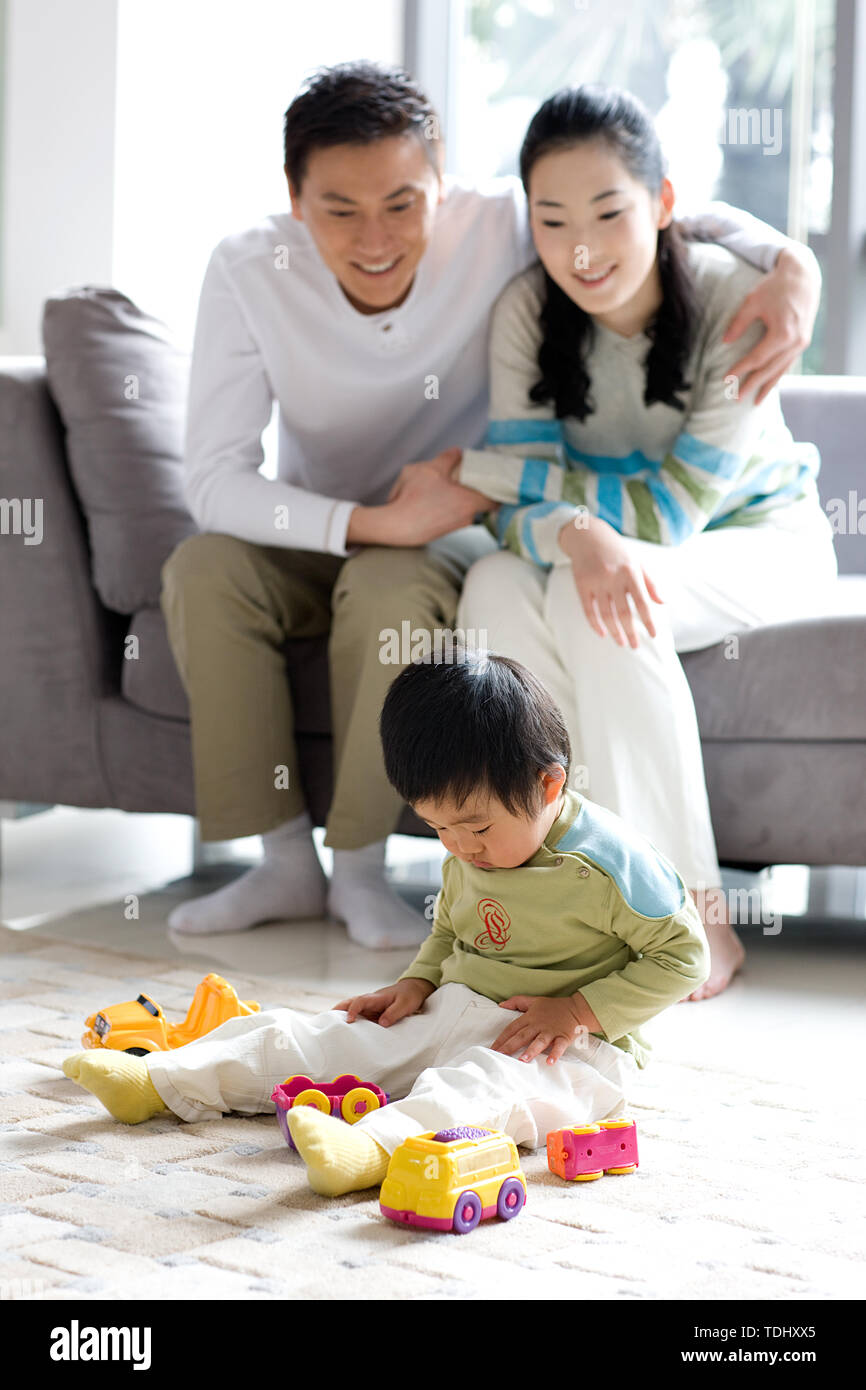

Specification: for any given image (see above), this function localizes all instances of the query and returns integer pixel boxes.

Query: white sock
[326,838,429,950]
[168,812,327,935]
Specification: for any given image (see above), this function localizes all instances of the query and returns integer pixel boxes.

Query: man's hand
[346,448,493,548]
[333,977,435,1027]
[386,463,493,545]
[387,446,464,501]
[558,512,664,648]
[724,245,821,404]
[491,994,588,1065]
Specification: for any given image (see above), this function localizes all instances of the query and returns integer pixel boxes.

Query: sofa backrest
[779,375,866,575]
[2,359,864,580]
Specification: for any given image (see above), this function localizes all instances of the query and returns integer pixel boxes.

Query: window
[455,1143,513,1176]
[446,0,835,369]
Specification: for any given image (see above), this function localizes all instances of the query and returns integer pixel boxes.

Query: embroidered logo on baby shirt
[474,898,511,952]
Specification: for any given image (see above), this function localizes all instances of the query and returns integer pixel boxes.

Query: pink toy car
[547,1118,639,1181]
[271,1072,388,1151]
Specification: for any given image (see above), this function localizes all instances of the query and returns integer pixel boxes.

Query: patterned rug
[1,923,864,1301]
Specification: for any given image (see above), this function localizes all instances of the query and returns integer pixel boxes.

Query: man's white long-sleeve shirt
[182,176,789,557]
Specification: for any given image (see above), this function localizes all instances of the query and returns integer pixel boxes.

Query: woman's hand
[723,245,821,404]
[558,513,664,648]
[333,977,435,1027]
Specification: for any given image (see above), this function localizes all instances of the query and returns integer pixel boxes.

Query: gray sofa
[1,285,865,871]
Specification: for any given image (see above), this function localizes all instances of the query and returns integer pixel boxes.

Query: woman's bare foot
[682,887,745,1000]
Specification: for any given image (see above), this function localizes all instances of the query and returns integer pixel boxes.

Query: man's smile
[351,255,404,277]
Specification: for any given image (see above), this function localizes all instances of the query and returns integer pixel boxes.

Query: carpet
[1,922,864,1301]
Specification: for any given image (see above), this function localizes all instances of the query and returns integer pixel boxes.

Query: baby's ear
[541,763,567,803]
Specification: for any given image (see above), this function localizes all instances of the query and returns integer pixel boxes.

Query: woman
[446,85,837,998]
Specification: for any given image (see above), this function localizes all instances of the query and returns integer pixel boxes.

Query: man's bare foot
[684,918,745,1000]
[681,887,745,1001]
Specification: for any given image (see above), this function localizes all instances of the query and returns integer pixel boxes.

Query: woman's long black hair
[519,84,701,420]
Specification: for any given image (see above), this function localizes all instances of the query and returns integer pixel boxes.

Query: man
[163,61,821,951]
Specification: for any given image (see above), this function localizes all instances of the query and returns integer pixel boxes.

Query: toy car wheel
[452,1191,483,1234]
[293,1088,330,1113]
[341,1086,380,1123]
[496,1178,525,1221]
[125,1048,149,1056]
[605,1165,637,1175]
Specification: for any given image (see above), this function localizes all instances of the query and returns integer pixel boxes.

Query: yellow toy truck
[82,972,260,1054]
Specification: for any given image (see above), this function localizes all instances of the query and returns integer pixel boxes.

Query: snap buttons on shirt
[578,866,590,878]
[554,856,563,865]
[377,322,410,353]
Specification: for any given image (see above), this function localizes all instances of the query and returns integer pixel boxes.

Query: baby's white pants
[145,983,638,1153]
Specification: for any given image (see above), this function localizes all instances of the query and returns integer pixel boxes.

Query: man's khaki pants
[160,526,496,848]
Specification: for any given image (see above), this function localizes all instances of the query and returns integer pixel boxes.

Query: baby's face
[413,767,566,871]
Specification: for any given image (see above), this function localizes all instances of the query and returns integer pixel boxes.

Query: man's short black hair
[379,651,571,819]
[283,61,442,190]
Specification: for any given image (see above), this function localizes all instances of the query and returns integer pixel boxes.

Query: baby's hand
[333,977,435,1027]
[491,995,587,1065]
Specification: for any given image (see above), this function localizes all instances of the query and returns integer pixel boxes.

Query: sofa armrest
[0,360,127,804]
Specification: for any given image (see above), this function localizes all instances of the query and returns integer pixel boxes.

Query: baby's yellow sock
[62,1051,168,1124]
[286,1107,390,1196]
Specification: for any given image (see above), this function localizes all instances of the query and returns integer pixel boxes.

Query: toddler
[62,651,710,1197]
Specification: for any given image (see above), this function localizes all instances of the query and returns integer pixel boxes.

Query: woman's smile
[572,264,616,289]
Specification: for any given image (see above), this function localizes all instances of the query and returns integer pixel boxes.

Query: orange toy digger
[82,973,260,1055]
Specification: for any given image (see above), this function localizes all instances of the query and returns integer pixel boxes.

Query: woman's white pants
[456,506,838,889]
[145,983,638,1154]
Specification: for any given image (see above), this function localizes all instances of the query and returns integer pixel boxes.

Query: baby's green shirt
[399,787,710,1067]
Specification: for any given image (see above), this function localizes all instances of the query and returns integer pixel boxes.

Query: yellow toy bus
[379,1126,526,1233]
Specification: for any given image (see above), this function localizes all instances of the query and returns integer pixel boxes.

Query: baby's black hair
[379,650,571,819]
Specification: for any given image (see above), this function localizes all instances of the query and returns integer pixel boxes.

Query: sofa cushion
[122,607,190,719]
[681,603,866,741]
[42,286,197,614]
[130,583,866,744]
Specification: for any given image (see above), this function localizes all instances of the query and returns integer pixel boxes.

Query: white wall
[113,0,404,351]
[0,0,118,354]
[0,0,403,356]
